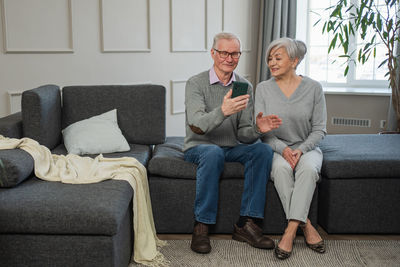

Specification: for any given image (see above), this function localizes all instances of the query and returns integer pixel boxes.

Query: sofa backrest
[21,84,62,149]
[62,84,166,145]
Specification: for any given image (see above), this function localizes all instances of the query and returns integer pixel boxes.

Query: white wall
[0,0,260,136]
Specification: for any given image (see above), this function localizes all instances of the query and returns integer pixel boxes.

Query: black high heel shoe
[274,238,294,260]
[304,237,325,253]
[300,222,326,254]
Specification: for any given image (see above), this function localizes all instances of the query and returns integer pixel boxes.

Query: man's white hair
[212,32,242,52]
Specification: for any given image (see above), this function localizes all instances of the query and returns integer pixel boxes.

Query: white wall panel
[171,80,186,114]
[222,0,253,51]
[0,0,261,137]
[1,0,73,53]
[206,0,223,49]
[170,0,206,52]
[100,0,150,52]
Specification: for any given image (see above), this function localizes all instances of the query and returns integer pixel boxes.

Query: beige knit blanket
[0,135,168,267]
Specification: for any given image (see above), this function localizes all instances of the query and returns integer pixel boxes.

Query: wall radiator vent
[331,117,371,127]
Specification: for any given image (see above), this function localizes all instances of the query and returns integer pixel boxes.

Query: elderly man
[184,32,282,254]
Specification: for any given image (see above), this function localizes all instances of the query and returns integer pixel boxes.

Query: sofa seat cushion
[319,134,400,179]
[52,143,152,167]
[148,137,244,179]
[0,177,133,235]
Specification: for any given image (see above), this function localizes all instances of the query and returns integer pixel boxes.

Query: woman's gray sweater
[254,76,327,154]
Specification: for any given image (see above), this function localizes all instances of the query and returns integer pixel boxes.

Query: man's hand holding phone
[231,81,249,98]
[221,84,250,116]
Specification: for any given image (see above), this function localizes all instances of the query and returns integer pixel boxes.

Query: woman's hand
[221,89,250,116]
[282,148,303,169]
[282,147,296,169]
[291,149,303,168]
[256,112,282,133]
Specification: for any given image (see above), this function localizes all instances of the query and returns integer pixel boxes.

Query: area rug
[132,239,400,266]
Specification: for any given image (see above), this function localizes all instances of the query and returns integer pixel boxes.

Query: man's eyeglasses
[214,49,241,59]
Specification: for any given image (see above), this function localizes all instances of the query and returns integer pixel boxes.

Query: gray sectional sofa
[0,84,399,267]
[318,134,400,234]
[0,84,165,267]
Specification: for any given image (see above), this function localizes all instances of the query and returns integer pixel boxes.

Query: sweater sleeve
[297,84,327,153]
[237,84,261,143]
[185,78,226,134]
[254,83,288,154]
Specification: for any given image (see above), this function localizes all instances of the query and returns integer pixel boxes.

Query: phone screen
[231,81,249,98]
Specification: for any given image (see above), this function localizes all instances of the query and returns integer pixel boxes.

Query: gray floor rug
[134,239,400,267]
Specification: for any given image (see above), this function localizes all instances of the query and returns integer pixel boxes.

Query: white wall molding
[1,0,73,53]
[170,0,207,52]
[7,90,22,114]
[100,0,151,52]
[170,80,186,114]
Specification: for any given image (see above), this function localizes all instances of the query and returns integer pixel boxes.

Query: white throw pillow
[62,109,130,155]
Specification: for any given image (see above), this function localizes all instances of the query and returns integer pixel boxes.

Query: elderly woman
[255,37,327,259]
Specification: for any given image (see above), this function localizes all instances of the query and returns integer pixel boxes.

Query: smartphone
[231,81,249,98]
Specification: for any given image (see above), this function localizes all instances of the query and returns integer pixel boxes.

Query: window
[298,0,394,90]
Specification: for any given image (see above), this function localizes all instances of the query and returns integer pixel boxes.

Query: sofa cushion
[0,177,133,236]
[319,134,400,179]
[62,85,166,145]
[22,85,62,149]
[62,109,130,155]
[0,149,34,188]
[148,136,244,179]
[52,143,152,167]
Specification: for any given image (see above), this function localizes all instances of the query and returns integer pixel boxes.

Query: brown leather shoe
[232,219,275,249]
[191,222,211,254]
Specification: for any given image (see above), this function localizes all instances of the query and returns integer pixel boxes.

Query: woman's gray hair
[266,37,307,67]
[212,32,242,52]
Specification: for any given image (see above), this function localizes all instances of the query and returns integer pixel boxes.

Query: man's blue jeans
[184,142,273,224]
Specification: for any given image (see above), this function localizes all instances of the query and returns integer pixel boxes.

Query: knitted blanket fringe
[0,135,169,267]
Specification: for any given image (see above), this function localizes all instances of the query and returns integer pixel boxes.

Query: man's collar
[209,67,236,86]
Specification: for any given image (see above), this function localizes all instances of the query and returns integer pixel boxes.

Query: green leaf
[388,19,393,32]
[344,65,349,76]
[376,13,382,31]
[329,34,339,52]
[313,18,321,27]
[378,58,389,68]
[349,22,355,35]
[368,12,375,24]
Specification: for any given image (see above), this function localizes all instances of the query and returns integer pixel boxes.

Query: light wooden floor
[158,226,400,241]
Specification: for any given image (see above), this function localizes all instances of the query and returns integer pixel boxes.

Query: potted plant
[318,0,399,132]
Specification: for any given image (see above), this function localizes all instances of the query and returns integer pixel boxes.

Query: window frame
[297,0,390,90]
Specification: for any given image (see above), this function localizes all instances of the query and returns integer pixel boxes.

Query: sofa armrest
[22,84,62,149]
[0,149,34,188]
[0,112,23,139]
